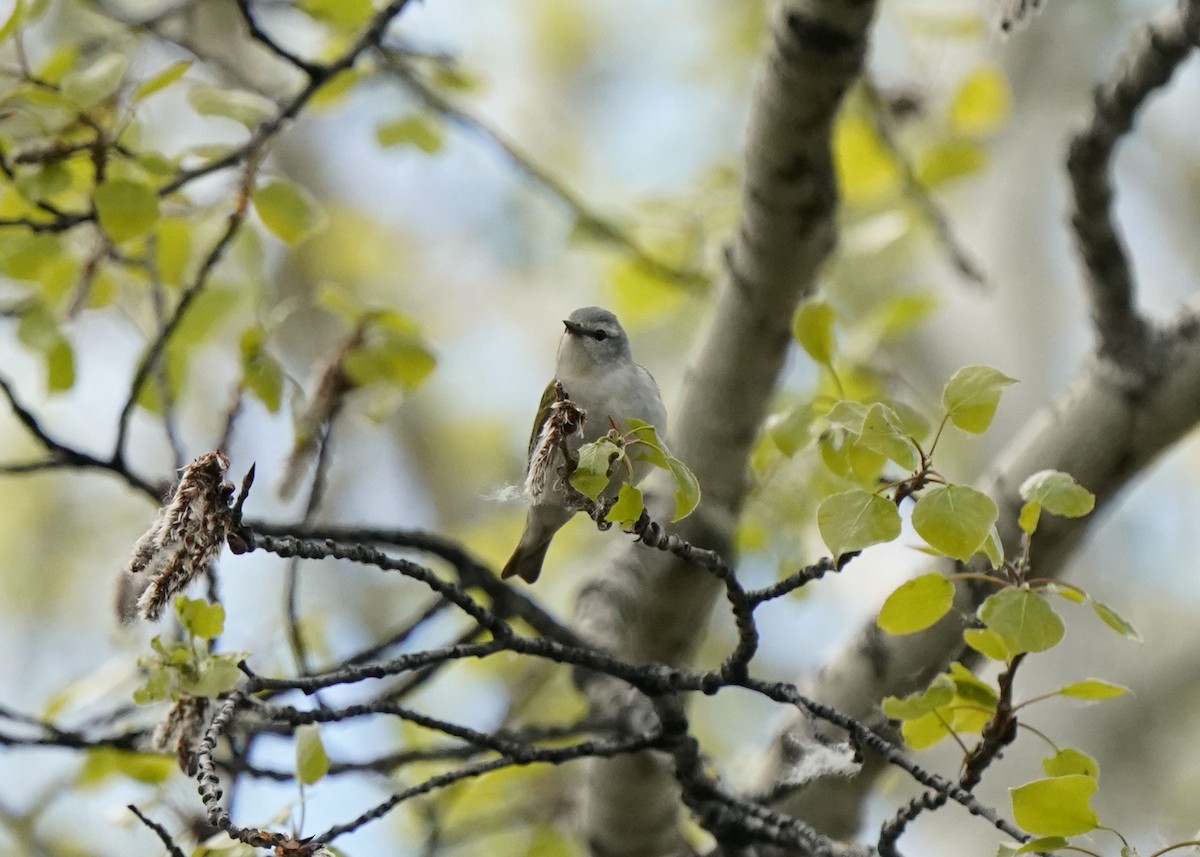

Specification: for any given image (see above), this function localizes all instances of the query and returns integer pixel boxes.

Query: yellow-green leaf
[78,748,175,786]
[605,483,644,527]
[62,52,128,107]
[793,299,836,365]
[1056,679,1128,700]
[189,82,275,128]
[252,180,324,245]
[949,65,1012,136]
[300,0,373,28]
[1091,600,1141,642]
[878,573,955,634]
[817,489,901,559]
[667,456,701,522]
[912,484,998,562]
[134,59,192,102]
[376,114,444,153]
[176,596,225,639]
[241,328,284,412]
[0,0,24,44]
[296,724,330,785]
[94,177,160,242]
[858,402,917,470]
[1010,775,1098,837]
[570,437,620,501]
[1018,470,1095,534]
[963,627,1012,662]
[941,365,1017,434]
[882,675,954,720]
[1041,748,1099,779]
[917,140,988,187]
[834,113,900,206]
[979,588,1063,655]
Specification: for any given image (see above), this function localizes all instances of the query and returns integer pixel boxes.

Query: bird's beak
[563,319,586,336]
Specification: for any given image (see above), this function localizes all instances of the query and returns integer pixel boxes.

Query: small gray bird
[501,307,667,583]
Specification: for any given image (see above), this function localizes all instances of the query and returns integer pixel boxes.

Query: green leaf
[1042,748,1099,779]
[823,400,869,434]
[979,588,1064,655]
[300,0,373,28]
[941,365,1017,434]
[793,299,836,365]
[1045,583,1087,604]
[1018,470,1096,534]
[1056,679,1128,700]
[963,627,1012,662]
[766,402,816,457]
[947,661,999,710]
[0,1,23,44]
[46,339,74,392]
[78,748,175,786]
[817,489,901,558]
[1010,775,1098,837]
[878,573,954,634]
[155,217,192,285]
[917,140,988,187]
[295,724,330,785]
[252,180,324,245]
[61,52,128,107]
[343,331,437,390]
[605,483,643,527]
[666,456,701,522]
[882,675,954,720]
[241,328,284,412]
[183,655,244,698]
[94,177,160,242]
[857,402,917,470]
[376,114,444,153]
[911,484,998,562]
[188,82,275,128]
[949,65,1012,137]
[981,524,1004,569]
[176,596,225,639]
[570,437,621,501]
[900,710,953,749]
[134,59,192,101]
[1091,600,1142,642]
[625,418,671,469]
[132,666,171,704]
[1013,836,1071,854]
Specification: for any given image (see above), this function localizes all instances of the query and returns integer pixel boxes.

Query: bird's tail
[501,536,552,583]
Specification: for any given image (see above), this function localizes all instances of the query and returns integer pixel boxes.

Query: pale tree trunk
[573,1,879,854]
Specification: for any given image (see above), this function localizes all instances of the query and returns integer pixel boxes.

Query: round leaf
[62,52,128,107]
[1010,775,1098,837]
[941,365,1017,434]
[963,627,1012,662]
[376,114,444,153]
[912,484,998,562]
[570,438,620,501]
[817,489,901,559]
[252,180,324,245]
[878,573,954,634]
[1042,748,1099,779]
[882,675,954,720]
[296,724,330,785]
[605,483,644,527]
[94,177,160,242]
[978,588,1064,655]
[793,299,836,365]
[1019,470,1095,534]
[858,402,918,470]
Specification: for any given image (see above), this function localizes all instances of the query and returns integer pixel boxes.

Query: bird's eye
[593,330,608,342]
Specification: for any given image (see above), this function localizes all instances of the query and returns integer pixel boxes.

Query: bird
[501,307,667,583]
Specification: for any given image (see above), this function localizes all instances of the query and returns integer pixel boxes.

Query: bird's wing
[525,379,559,468]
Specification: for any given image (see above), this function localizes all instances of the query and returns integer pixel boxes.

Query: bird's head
[557,306,632,374]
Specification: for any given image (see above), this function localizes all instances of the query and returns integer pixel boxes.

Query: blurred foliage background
[1,0,1200,855]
